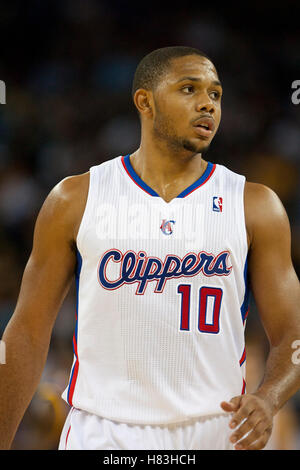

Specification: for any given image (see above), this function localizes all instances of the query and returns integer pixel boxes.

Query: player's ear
[133,89,153,117]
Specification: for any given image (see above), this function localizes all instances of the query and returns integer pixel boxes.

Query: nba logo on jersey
[213,197,223,212]
[160,219,175,235]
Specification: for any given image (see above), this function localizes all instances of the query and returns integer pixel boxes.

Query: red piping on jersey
[65,424,71,449]
[239,347,246,367]
[121,155,216,198]
[239,348,246,395]
[67,332,79,406]
[67,250,82,406]
[121,155,155,196]
[241,379,246,395]
[182,163,216,197]
[243,308,249,325]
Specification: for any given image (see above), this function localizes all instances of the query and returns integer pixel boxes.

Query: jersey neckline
[121,154,216,201]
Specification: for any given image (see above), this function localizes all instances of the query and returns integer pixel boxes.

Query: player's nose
[195,96,216,114]
[195,101,215,114]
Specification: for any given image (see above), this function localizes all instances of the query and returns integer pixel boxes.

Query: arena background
[0,0,299,450]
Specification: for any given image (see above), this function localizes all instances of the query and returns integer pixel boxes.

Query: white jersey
[62,154,249,425]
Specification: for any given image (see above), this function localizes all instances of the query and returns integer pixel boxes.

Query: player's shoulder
[36,171,90,240]
[52,171,90,204]
[244,181,289,245]
[244,181,285,213]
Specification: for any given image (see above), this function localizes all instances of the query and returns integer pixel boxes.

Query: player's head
[132,46,222,155]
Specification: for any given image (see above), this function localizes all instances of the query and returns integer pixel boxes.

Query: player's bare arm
[221,182,300,450]
[0,172,89,449]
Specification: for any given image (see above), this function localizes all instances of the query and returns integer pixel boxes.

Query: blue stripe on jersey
[67,248,83,405]
[123,154,159,197]
[177,162,214,198]
[240,256,250,323]
[123,154,215,198]
[74,249,83,345]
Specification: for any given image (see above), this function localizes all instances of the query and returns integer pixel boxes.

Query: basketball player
[0,46,299,451]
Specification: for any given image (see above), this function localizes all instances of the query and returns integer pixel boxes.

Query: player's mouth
[192,115,215,138]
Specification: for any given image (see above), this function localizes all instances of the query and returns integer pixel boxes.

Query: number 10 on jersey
[178,284,223,334]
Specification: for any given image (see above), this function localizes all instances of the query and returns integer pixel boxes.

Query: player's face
[152,55,222,154]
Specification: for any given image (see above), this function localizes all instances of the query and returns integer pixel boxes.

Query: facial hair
[182,138,211,154]
[152,100,211,155]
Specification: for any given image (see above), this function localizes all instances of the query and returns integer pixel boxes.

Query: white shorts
[58,407,235,450]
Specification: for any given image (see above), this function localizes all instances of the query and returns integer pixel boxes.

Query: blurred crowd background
[0,0,299,450]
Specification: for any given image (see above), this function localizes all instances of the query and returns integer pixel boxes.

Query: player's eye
[181,85,194,94]
[210,90,221,100]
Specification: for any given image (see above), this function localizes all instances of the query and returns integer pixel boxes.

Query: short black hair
[132,46,212,99]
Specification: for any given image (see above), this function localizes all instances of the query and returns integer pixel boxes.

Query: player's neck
[130,141,208,202]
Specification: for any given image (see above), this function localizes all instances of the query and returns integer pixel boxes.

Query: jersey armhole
[241,176,249,254]
[76,167,95,252]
